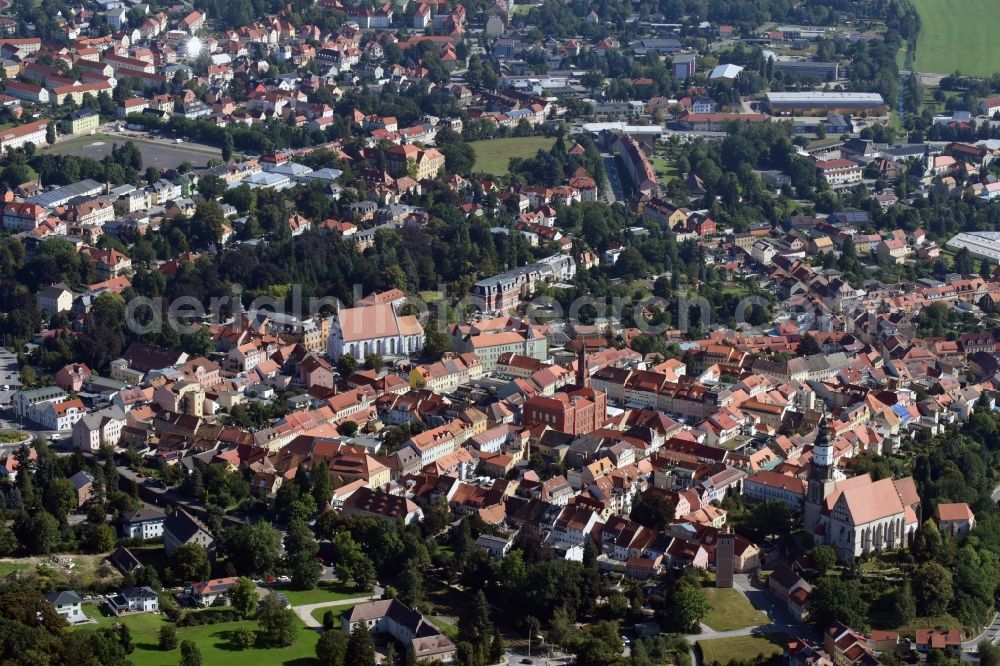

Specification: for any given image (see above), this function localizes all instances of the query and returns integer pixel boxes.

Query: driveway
[292,586,383,628]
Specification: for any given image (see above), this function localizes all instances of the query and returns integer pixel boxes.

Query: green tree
[222,131,234,162]
[187,200,225,247]
[42,478,77,522]
[159,625,177,650]
[315,629,349,666]
[809,578,869,630]
[118,624,134,654]
[257,594,297,647]
[332,531,376,591]
[285,518,322,590]
[458,590,493,656]
[797,334,822,356]
[229,577,259,618]
[397,557,425,611]
[807,546,837,576]
[667,581,708,633]
[230,627,255,650]
[912,520,944,562]
[336,354,358,377]
[223,522,282,577]
[488,627,505,664]
[311,462,332,514]
[363,354,383,372]
[168,543,211,583]
[630,492,675,531]
[980,641,1000,666]
[913,562,954,617]
[81,522,116,553]
[19,510,59,554]
[890,580,917,627]
[179,640,202,666]
[345,624,376,666]
[45,122,55,145]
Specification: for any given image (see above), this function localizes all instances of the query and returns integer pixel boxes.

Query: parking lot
[49,132,222,170]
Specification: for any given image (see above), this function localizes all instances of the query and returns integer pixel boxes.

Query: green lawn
[48,133,122,154]
[911,0,1000,76]
[702,587,769,632]
[698,634,788,664]
[469,136,556,176]
[271,581,371,606]
[77,606,320,666]
[650,153,678,184]
[310,601,368,626]
[427,615,460,640]
[0,560,32,577]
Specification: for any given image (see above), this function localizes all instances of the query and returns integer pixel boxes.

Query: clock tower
[804,414,836,534]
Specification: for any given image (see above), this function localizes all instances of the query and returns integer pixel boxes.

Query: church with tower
[804,415,922,562]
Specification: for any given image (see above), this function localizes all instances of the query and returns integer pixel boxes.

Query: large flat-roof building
[945,231,1000,263]
[765,92,886,115]
[773,60,839,81]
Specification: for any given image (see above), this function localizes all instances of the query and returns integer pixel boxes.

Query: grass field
[702,587,769,632]
[79,606,321,666]
[911,0,1000,76]
[310,602,363,627]
[469,136,556,176]
[270,581,371,606]
[0,561,31,577]
[697,634,788,663]
[649,153,678,185]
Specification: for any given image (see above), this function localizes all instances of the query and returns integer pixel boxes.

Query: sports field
[49,133,222,169]
[469,136,556,176]
[911,0,1000,76]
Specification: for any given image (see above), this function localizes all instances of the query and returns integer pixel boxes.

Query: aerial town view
[4,0,1000,665]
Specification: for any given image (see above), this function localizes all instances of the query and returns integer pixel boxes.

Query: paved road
[0,350,19,405]
[292,587,383,628]
[602,154,624,203]
[963,612,1000,652]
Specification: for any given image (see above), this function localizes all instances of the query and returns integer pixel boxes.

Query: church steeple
[812,414,834,480]
[804,412,838,535]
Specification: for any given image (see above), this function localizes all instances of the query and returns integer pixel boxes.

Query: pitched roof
[164,508,212,543]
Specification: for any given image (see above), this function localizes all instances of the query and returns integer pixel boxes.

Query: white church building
[328,303,425,359]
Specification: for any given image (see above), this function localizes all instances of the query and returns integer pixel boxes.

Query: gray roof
[109,546,142,573]
[46,590,82,605]
[164,508,212,543]
[69,470,95,490]
[122,507,166,524]
[121,586,157,599]
[26,179,104,208]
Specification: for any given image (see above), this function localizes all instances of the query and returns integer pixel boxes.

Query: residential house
[106,586,159,615]
[46,590,87,624]
[121,507,166,540]
[190,577,240,606]
[163,508,214,556]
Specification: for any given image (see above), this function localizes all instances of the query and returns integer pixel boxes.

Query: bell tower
[804,414,836,534]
